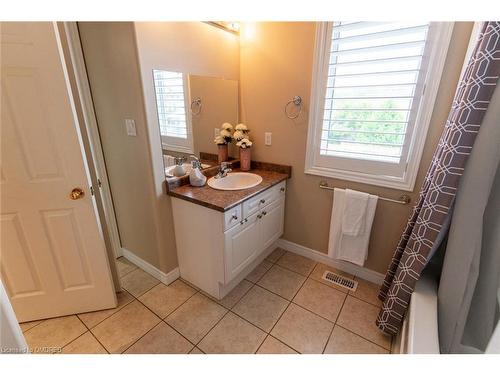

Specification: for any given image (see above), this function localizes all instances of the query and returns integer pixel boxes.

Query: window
[305,22,454,190]
[153,70,193,154]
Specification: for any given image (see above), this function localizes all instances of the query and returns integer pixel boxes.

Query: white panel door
[0,22,117,322]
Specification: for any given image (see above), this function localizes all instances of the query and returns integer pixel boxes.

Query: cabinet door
[260,197,285,251]
[224,212,261,283]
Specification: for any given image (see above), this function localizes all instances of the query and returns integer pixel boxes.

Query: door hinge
[97,178,102,188]
[90,186,95,196]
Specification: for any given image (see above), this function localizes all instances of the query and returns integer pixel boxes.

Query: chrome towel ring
[285,95,302,119]
[190,97,202,115]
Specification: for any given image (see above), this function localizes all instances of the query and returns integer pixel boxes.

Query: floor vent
[322,271,358,292]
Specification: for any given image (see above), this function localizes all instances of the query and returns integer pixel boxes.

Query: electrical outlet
[214,128,220,137]
[125,119,137,136]
[265,132,272,146]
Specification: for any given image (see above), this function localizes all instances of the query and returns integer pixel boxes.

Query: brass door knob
[70,188,85,200]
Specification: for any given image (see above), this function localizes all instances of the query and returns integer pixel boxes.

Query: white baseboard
[121,248,180,285]
[276,238,385,285]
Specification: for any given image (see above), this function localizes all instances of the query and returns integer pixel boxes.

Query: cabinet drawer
[273,180,286,199]
[242,181,286,219]
[224,204,242,231]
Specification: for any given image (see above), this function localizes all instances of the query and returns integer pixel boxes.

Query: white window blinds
[153,70,188,139]
[321,22,431,163]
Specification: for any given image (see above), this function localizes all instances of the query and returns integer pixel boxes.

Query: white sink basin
[207,172,263,191]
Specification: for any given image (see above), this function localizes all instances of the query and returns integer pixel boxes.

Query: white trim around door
[61,22,123,259]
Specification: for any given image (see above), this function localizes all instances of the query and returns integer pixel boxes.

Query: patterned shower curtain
[376,22,500,336]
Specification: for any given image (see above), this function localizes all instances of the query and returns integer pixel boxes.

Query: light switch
[214,128,220,137]
[265,132,272,146]
[125,119,137,136]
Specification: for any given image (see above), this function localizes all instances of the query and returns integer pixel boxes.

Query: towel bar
[319,181,411,205]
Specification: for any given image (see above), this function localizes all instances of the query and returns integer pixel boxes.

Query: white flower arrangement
[236,138,253,149]
[214,123,234,145]
[235,123,248,131]
[233,123,252,147]
[234,124,250,141]
[214,135,226,145]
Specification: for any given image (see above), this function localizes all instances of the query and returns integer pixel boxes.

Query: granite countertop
[167,168,290,212]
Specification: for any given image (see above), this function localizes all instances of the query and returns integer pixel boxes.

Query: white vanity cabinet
[171,180,286,299]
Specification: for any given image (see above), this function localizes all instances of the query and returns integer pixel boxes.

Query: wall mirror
[153,70,239,178]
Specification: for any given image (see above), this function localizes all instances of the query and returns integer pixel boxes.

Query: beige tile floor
[19,249,392,354]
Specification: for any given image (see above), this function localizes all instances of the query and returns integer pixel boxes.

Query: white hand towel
[328,188,378,266]
[342,189,369,235]
[328,188,345,260]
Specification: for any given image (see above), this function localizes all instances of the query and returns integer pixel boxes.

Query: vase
[240,147,251,171]
[217,144,228,163]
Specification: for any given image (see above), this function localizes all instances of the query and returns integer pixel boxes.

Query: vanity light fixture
[205,21,240,35]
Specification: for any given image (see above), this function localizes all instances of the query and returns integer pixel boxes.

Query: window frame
[305,22,455,191]
[152,70,194,155]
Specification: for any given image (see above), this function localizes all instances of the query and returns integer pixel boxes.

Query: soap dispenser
[172,157,187,177]
[189,156,207,187]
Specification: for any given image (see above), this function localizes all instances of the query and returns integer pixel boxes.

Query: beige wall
[189,75,239,158]
[79,21,473,277]
[78,22,171,270]
[133,22,240,273]
[239,22,473,273]
[79,22,240,274]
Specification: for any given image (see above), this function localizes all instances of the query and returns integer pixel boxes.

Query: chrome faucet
[215,162,232,179]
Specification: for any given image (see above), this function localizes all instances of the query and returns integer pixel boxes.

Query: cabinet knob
[257,214,262,219]
[240,220,244,225]
[262,211,267,216]
[280,187,285,192]
[232,214,238,221]
[260,199,266,204]
[244,218,248,222]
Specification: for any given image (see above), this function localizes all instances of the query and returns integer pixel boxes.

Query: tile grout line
[57,318,91,353]
[122,278,161,300]
[191,307,231,351]
[254,264,310,353]
[92,273,193,353]
[79,293,135,331]
[119,283,201,353]
[142,250,388,354]
[334,323,392,352]
[18,319,45,334]
[348,293,384,309]
[119,320,165,354]
[336,294,393,350]
[74,314,110,354]
[320,287,348,353]
[193,275,275,352]
[266,333,300,354]
[86,281,154,333]
[116,264,138,278]
[147,289,202,349]
[161,290,225,348]
[334,281,391,351]
[170,268,388,354]
[191,277,270,353]
[55,250,388,354]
